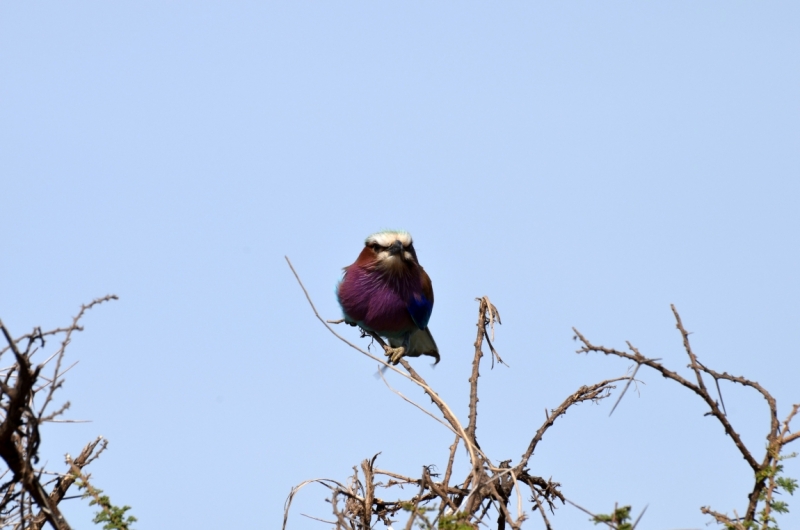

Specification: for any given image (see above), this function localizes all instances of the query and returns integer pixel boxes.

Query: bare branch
[576,306,798,525]
[0,296,117,530]
[573,326,760,473]
[287,262,797,530]
[518,377,626,469]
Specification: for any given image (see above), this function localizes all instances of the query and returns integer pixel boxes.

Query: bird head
[363,230,420,273]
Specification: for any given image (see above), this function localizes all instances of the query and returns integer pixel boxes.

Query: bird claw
[383,346,406,365]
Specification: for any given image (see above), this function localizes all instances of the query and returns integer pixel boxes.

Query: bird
[336,230,439,365]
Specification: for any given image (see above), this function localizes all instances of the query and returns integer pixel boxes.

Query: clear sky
[1,2,798,529]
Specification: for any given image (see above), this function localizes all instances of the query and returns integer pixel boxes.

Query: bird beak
[388,240,404,257]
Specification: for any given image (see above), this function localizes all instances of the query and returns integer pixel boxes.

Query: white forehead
[365,230,413,247]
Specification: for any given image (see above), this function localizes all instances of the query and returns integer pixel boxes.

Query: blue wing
[407,292,433,330]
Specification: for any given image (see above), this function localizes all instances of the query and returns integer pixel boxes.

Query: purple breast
[337,265,417,337]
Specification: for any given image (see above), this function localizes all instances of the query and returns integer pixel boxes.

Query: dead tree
[285,258,798,529]
[0,295,124,530]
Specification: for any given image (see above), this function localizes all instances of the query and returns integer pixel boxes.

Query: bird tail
[390,328,439,365]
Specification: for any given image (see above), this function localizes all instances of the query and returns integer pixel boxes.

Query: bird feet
[383,345,406,365]
[364,330,406,365]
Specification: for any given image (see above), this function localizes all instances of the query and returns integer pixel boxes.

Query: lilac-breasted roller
[336,230,439,365]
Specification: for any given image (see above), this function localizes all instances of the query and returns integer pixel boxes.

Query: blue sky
[1,2,798,529]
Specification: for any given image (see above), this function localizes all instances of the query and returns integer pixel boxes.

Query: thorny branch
[574,304,799,527]
[0,295,117,529]
[286,257,796,529]
[517,378,626,470]
[467,297,503,450]
[284,259,636,530]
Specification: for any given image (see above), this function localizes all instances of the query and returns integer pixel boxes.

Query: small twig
[361,456,376,527]
[377,368,457,435]
[564,498,610,528]
[403,472,428,530]
[631,504,648,529]
[608,361,644,417]
[282,478,348,530]
[299,513,337,524]
[781,404,800,445]
[531,490,552,530]
[467,298,488,447]
[509,469,523,523]
[713,376,728,417]
[518,378,626,469]
[39,295,118,418]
